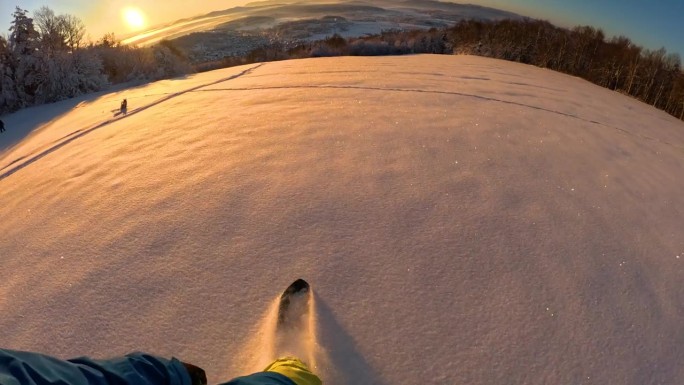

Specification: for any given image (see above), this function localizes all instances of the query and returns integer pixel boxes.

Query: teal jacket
[0,349,295,385]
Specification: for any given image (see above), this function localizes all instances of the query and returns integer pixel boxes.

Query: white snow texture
[0,55,683,385]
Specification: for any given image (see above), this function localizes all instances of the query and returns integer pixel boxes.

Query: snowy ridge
[0,55,683,385]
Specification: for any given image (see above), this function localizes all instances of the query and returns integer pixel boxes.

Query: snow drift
[0,55,683,385]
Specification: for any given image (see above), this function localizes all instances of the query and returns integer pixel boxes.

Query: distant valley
[121,0,522,63]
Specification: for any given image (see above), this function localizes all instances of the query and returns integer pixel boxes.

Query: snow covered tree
[8,7,40,55]
[34,7,85,53]
[33,6,63,53]
[61,14,85,51]
[97,32,118,48]
[7,7,44,107]
[153,42,193,79]
[1,6,107,111]
[72,49,108,93]
[0,35,19,113]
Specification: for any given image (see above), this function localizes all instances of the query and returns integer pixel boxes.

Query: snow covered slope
[1,55,683,385]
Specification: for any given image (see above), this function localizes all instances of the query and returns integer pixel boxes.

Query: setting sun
[122,7,146,31]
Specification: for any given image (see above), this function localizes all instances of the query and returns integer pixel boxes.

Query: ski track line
[0,63,265,182]
[0,128,88,173]
[196,85,682,150]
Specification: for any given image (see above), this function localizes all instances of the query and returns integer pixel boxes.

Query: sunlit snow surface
[1,55,683,385]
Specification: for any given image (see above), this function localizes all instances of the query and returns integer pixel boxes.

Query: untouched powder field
[0,55,683,385]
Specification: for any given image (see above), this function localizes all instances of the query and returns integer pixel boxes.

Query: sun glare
[122,7,146,31]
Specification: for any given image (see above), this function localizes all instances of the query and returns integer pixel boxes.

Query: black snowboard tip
[281,279,310,299]
[277,279,311,325]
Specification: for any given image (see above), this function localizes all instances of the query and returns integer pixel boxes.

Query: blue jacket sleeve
[0,349,191,385]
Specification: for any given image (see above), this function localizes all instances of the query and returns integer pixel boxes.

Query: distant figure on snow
[0,119,5,133]
[120,98,128,115]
